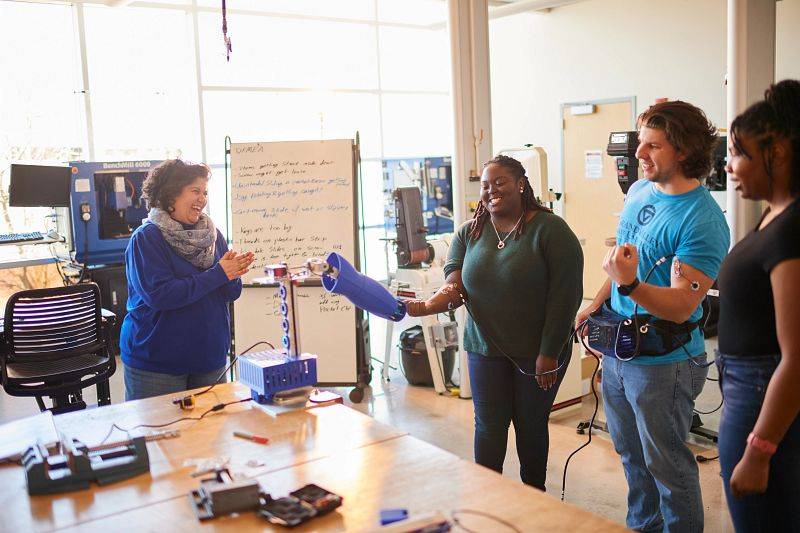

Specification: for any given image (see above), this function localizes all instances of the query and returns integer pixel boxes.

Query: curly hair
[142,159,210,211]
[731,79,800,196]
[637,100,718,180]
[468,154,551,241]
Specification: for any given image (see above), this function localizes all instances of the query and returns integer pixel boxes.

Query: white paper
[74,178,91,192]
[584,150,603,179]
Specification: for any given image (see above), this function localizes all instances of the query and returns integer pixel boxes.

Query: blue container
[321,252,406,322]
[237,350,317,403]
[587,305,638,359]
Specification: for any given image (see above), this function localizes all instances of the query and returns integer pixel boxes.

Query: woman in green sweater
[406,154,583,490]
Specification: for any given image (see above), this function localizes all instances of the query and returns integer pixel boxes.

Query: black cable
[646,323,715,369]
[97,341,275,446]
[76,218,90,284]
[625,254,671,361]
[696,454,719,463]
[461,299,573,379]
[195,340,276,398]
[557,255,720,500]
[451,509,522,533]
[98,398,252,445]
[694,397,724,415]
[49,244,70,286]
[622,253,715,370]
[561,323,601,502]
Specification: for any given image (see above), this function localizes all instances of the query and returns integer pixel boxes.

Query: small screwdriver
[233,431,269,444]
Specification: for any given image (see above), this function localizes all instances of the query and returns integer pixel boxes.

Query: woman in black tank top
[716,79,800,532]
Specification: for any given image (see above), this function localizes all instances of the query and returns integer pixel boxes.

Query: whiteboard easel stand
[349,132,371,403]
[230,137,366,401]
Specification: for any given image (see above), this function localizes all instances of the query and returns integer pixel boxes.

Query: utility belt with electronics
[587,300,700,360]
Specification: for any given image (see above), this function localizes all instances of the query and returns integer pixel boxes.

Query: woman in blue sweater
[121,159,254,401]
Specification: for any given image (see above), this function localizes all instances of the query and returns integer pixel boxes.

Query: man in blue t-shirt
[577,101,730,533]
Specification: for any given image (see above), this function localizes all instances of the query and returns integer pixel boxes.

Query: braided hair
[730,79,800,196]
[468,154,552,241]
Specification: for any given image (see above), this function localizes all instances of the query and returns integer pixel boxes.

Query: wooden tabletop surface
[0,382,627,532]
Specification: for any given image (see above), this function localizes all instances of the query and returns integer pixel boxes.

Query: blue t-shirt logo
[637,204,657,225]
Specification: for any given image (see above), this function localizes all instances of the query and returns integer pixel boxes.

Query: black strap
[650,318,701,335]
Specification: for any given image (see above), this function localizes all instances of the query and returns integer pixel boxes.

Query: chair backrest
[3,283,104,362]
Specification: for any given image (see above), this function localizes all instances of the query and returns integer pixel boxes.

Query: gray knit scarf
[147,207,217,270]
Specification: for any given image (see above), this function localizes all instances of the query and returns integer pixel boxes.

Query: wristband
[747,432,778,456]
[617,278,640,296]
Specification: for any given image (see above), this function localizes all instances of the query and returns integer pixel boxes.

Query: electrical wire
[96,340,276,446]
[49,244,70,286]
[461,299,573,378]
[458,302,599,501]
[98,397,252,446]
[626,254,672,360]
[646,323,715,369]
[195,340,276,398]
[620,253,715,370]
[558,255,721,499]
[694,397,724,416]
[451,509,522,533]
[561,322,601,502]
[76,218,90,284]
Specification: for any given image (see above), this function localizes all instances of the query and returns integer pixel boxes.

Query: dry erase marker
[233,431,269,444]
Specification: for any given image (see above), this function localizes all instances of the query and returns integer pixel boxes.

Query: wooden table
[0,383,627,532]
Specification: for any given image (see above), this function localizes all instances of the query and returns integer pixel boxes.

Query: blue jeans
[123,364,227,401]
[468,351,566,490]
[716,352,800,533]
[602,355,708,532]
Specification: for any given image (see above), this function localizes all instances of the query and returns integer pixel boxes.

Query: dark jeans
[124,364,226,401]
[467,351,566,490]
[716,352,800,533]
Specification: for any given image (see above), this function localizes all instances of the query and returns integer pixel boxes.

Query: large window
[198,14,379,90]
[0,2,83,265]
[1,0,453,351]
[84,6,202,162]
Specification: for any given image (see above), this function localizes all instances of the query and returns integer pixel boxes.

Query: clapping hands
[219,250,255,280]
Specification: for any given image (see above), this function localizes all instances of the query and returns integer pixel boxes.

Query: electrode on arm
[405,272,467,317]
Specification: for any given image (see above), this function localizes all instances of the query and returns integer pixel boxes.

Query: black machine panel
[393,187,431,267]
[606,131,640,194]
[9,164,71,207]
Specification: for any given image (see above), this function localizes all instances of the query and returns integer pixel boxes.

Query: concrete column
[447,0,493,227]
[726,0,776,244]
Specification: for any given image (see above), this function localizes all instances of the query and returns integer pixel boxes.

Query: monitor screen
[9,164,72,207]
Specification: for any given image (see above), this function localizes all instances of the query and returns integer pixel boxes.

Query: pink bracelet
[747,432,778,456]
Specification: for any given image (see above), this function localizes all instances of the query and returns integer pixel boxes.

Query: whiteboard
[232,285,285,356]
[293,283,357,383]
[230,139,361,385]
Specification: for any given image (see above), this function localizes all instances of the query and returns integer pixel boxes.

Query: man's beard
[645,165,678,184]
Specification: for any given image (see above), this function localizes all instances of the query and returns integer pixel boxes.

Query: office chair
[0,283,116,414]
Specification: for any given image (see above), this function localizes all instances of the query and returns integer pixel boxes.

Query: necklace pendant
[497,241,505,250]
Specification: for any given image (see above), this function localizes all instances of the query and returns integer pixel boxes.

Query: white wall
[489,0,800,193]
[776,0,800,81]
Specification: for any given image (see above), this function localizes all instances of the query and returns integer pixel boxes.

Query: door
[562,100,635,298]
